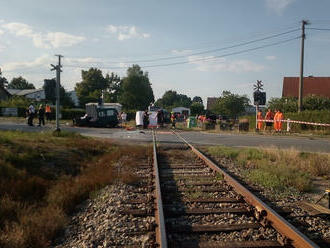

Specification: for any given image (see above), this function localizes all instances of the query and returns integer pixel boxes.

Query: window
[98,111,105,117]
[106,110,114,116]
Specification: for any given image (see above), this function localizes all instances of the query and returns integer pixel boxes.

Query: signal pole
[253,80,264,132]
[298,20,309,112]
[51,55,63,131]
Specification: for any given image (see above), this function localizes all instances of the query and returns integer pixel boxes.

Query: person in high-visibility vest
[257,110,263,131]
[264,109,274,131]
[45,104,51,122]
[274,109,284,132]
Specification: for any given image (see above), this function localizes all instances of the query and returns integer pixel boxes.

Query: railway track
[152,130,319,248]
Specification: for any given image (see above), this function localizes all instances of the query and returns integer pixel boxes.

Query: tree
[8,76,35,89]
[190,102,204,115]
[211,91,249,117]
[192,96,203,105]
[267,95,330,112]
[104,72,121,103]
[44,79,57,104]
[119,65,154,110]
[43,78,75,108]
[75,68,107,106]
[155,90,192,110]
[0,71,8,88]
[267,97,297,112]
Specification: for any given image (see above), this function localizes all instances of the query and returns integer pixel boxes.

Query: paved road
[0,122,329,153]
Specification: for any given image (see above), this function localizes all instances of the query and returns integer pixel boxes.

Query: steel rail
[152,130,168,248]
[172,131,319,248]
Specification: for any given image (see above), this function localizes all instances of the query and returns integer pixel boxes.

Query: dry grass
[207,146,330,193]
[0,130,151,248]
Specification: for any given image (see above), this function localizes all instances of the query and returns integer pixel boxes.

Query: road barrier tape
[259,119,330,127]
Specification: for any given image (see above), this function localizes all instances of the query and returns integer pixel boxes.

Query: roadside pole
[298,20,309,113]
[255,104,259,132]
[51,55,63,131]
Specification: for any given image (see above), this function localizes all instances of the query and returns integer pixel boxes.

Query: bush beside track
[0,130,150,248]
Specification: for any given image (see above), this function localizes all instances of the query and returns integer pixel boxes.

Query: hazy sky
[1,0,330,104]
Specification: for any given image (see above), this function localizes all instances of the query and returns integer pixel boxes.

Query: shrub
[207,146,328,193]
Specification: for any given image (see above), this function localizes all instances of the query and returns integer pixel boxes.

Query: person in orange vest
[264,108,274,131]
[274,109,284,132]
[257,110,263,131]
[45,104,51,122]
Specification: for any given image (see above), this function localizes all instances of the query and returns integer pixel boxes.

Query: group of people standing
[257,109,284,132]
[26,103,52,127]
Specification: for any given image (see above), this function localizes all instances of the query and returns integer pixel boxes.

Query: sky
[1,0,330,104]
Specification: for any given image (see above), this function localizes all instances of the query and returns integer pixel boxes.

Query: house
[282,76,330,98]
[206,97,218,110]
[172,107,190,116]
[0,87,11,101]
[7,88,45,100]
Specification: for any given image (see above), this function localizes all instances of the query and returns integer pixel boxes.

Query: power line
[306,27,330,31]
[64,36,300,70]
[66,28,299,65]
[68,23,300,61]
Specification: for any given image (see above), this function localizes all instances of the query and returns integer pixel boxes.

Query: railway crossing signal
[253,80,266,131]
[50,54,63,132]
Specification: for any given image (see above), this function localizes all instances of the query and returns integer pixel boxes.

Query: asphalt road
[0,122,329,153]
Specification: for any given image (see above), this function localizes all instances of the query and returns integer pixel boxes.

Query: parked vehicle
[73,103,119,127]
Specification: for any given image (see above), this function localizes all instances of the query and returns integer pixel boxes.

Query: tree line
[2,68,329,116]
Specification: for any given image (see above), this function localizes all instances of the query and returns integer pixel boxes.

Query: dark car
[73,103,119,128]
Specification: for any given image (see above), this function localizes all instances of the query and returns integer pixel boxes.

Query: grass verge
[0,130,151,248]
[207,146,329,193]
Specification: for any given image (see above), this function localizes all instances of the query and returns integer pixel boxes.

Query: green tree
[75,68,107,106]
[155,90,192,110]
[44,79,56,104]
[190,102,204,115]
[0,71,9,88]
[212,91,249,117]
[267,95,330,112]
[303,95,330,111]
[43,78,74,108]
[267,97,298,112]
[8,76,35,89]
[119,65,154,110]
[192,96,203,105]
[104,72,121,103]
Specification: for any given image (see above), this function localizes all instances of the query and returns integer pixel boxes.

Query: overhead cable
[64,36,300,70]
[66,28,300,65]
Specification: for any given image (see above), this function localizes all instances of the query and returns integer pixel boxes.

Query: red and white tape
[259,119,330,127]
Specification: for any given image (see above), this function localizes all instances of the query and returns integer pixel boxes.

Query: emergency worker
[257,110,263,131]
[143,110,149,129]
[45,104,51,122]
[264,109,274,131]
[27,103,35,126]
[274,109,284,132]
[38,104,45,126]
[170,112,176,129]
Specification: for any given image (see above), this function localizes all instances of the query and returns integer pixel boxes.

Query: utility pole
[298,20,309,112]
[253,80,264,132]
[51,55,63,131]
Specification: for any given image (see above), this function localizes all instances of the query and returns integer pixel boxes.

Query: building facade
[282,77,330,98]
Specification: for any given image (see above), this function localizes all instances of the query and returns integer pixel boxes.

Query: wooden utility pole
[51,55,63,131]
[298,20,309,112]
